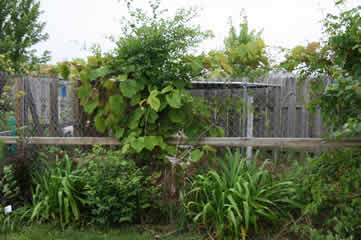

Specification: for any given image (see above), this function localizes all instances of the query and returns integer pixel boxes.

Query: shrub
[185,148,299,239]
[290,149,361,239]
[81,146,160,225]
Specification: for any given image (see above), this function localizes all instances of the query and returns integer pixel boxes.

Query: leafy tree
[280,4,361,137]
[194,13,269,80]
[0,0,49,73]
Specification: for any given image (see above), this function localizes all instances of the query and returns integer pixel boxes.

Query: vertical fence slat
[301,79,311,138]
[247,95,254,158]
[49,78,58,136]
[313,109,322,138]
[272,86,281,161]
[24,77,42,136]
[287,77,297,137]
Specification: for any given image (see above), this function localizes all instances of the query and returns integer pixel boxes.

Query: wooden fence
[2,74,328,143]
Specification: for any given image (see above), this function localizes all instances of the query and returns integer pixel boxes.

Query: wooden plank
[272,86,282,161]
[24,77,43,136]
[273,87,281,138]
[287,77,297,137]
[313,108,322,137]
[301,78,311,138]
[1,136,361,152]
[49,78,59,136]
[247,96,254,158]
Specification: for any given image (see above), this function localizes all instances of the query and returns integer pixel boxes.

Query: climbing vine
[75,1,222,163]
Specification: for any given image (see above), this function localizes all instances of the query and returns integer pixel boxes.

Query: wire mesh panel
[189,77,283,137]
[190,86,245,137]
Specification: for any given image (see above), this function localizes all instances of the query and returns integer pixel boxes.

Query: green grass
[0,224,202,240]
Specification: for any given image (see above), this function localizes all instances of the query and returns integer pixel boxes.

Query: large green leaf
[144,136,164,151]
[115,128,125,139]
[84,99,99,114]
[131,137,145,153]
[147,90,161,112]
[161,85,173,94]
[190,149,204,162]
[166,90,182,108]
[109,95,126,115]
[128,108,145,129]
[79,71,89,85]
[95,114,106,133]
[147,109,159,124]
[119,80,144,98]
[169,108,186,124]
[209,126,225,137]
[88,67,111,81]
[76,85,91,100]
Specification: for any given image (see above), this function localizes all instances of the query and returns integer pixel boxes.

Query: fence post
[49,78,58,136]
[246,95,254,159]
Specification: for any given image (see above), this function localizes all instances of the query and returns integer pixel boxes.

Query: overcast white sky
[36,0,360,64]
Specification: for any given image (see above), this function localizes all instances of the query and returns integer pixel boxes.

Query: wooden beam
[1,136,361,152]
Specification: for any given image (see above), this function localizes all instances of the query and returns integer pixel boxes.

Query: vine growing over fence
[75,1,222,163]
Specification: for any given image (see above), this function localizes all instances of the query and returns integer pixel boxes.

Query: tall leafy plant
[75,1,221,163]
[193,13,269,80]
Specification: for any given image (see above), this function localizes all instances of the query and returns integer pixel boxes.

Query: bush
[290,149,361,239]
[81,146,160,225]
[185,148,299,239]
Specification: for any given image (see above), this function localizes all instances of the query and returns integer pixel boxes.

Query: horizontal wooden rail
[1,136,361,151]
